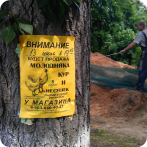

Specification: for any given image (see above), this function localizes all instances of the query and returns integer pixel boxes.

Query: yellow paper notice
[19,35,75,118]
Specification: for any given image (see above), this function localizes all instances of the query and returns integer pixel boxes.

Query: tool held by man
[119,49,126,56]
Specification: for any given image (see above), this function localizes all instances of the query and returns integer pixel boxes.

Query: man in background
[120,20,147,92]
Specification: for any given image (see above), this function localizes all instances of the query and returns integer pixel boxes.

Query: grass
[98,129,105,137]
[90,129,145,147]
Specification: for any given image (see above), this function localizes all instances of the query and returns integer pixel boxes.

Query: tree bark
[0,0,91,146]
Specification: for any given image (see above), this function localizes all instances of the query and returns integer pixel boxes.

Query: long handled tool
[91,52,121,60]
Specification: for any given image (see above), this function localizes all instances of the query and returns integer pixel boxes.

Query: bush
[99,27,141,65]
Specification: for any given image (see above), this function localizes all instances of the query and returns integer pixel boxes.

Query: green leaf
[74,0,80,2]
[18,19,33,34]
[12,22,19,32]
[1,26,16,44]
[55,0,65,17]
[63,0,73,5]
[0,10,7,20]
[15,44,20,58]
[19,27,25,35]
[37,0,48,8]
[0,20,5,31]
[44,5,56,23]
[15,48,20,54]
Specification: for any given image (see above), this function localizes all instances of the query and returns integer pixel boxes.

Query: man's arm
[120,42,136,55]
[120,32,141,55]
[124,42,136,51]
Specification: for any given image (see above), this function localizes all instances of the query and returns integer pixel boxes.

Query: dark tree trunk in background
[0,0,91,146]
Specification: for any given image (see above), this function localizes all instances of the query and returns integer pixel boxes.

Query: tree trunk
[0,0,91,146]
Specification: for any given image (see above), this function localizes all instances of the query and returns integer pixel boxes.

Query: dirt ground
[90,52,147,146]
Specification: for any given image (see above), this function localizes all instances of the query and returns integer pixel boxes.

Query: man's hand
[119,42,136,55]
[119,49,126,56]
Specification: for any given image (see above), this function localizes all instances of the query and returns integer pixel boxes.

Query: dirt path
[90,85,147,146]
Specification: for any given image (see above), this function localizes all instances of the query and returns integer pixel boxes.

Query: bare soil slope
[91,52,136,69]
[90,52,147,145]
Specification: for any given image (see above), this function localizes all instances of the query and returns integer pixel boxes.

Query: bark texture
[0,0,91,146]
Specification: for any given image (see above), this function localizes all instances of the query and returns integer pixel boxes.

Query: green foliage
[0,10,33,44]
[37,0,48,8]
[0,20,5,32]
[1,26,16,44]
[44,4,57,24]
[12,22,19,32]
[37,0,80,23]
[98,129,105,137]
[0,0,80,45]
[15,44,20,58]
[101,28,141,65]
[74,0,80,2]
[55,0,65,17]
[63,0,73,5]
[19,18,33,35]
[0,10,7,20]
[91,0,147,65]
[131,46,142,66]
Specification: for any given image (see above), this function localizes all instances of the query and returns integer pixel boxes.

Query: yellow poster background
[19,35,75,118]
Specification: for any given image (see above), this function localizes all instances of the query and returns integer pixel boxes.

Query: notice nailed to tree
[19,35,75,118]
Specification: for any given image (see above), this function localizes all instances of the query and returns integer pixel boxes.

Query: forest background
[91,0,147,66]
